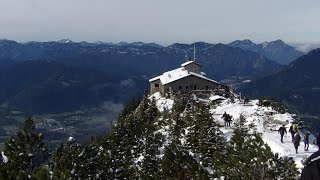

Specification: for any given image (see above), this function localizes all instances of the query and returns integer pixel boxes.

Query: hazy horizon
[1,0,320,48]
[2,37,320,53]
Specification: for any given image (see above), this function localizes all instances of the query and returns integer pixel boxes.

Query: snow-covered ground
[151,92,318,170]
[212,97,318,169]
[149,92,174,113]
[1,151,8,163]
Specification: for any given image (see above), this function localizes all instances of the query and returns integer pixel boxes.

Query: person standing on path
[289,121,297,141]
[293,131,301,154]
[304,132,310,151]
[278,124,287,143]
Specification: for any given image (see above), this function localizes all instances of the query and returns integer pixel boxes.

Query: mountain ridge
[240,48,320,116]
[228,39,303,65]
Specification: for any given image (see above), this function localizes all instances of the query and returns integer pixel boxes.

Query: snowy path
[210,98,318,169]
[220,126,318,168]
[262,131,318,168]
[151,93,318,170]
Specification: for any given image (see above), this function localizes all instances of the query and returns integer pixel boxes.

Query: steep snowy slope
[150,92,318,169]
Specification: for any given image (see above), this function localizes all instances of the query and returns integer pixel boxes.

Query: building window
[206,85,209,90]
[179,86,182,90]
[155,83,159,87]
[194,85,197,90]
[186,86,188,89]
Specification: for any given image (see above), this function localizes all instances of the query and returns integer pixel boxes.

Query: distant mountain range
[228,39,303,65]
[240,48,320,115]
[0,39,301,113]
[0,38,302,64]
[0,39,283,78]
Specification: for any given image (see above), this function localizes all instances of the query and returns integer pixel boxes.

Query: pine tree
[226,114,282,179]
[52,137,82,179]
[0,117,49,179]
[184,104,228,178]
[170,105,185,140]
[186,109,201,154]
[73,138,109,179]
[106,106,148,178]
[53,137,109,179]
[140,132,163,179]
[161,139,198,179]
[198,105,227,177]
[265,153,299,179]
[32,165,50,180]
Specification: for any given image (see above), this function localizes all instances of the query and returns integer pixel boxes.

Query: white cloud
[101,101,123,114]
[120,79,135,88]
[292,42,320,53]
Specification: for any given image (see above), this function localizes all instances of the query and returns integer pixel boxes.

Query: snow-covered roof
[181,61,202,67]
[149,67,188,84]
[149,67,219,85]
[209,95,226,101]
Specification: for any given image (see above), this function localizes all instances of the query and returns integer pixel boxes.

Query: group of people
[222,112,233,127]
[243,96,249,104]
[277,121,320,179]
[278,121,310,153]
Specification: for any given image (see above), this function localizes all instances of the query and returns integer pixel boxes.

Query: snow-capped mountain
[56,38,73,43]
[228,39,260,52]
[229,39,304,65]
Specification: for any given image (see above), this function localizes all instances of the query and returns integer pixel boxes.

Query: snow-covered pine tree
[170,101,186,140]
[225,114,297,179]
[104,96,160,178]
[52,137,82,179]
[197,105,228,177]
[0,117,49,179]
[140,132,163,179]
[265,153,299,179]
[161,139,198,179]
[71,138,109,179]
[186,109,201,154]
[106,115,140,179]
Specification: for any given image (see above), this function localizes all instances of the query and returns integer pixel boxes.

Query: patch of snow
[204,166,214,174]
[272,113,294,123]
[242,79,251,83]
[68,136,75,143]
[78,150,84,157]
[181,61,200,67]
[149,92,174,112]
[209,95,226,101]
[1,152,8,163]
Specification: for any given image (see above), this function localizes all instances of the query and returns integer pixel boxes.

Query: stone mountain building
[149,60,220,95]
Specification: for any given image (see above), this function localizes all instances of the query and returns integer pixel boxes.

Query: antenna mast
[193,44,196,61]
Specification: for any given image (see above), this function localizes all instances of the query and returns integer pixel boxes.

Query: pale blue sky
[0,0,320,45]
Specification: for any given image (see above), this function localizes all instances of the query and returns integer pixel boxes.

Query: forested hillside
[0,91,308,179]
